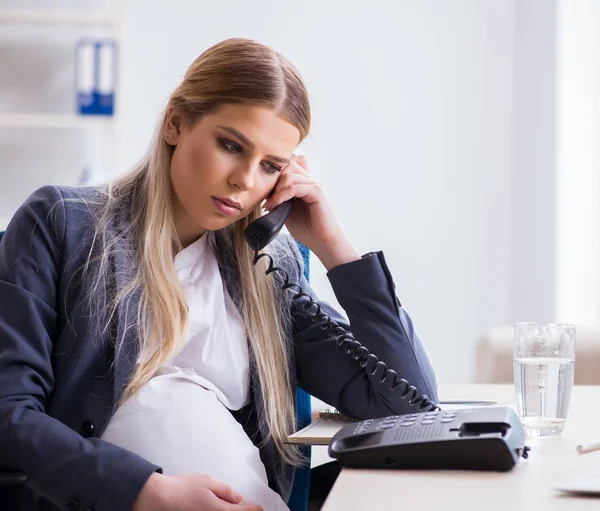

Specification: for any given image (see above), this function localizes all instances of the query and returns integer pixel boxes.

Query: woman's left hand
[263,155,358,268]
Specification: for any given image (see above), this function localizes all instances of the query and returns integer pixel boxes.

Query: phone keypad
[353,410,460,435]
[441,414,458,423]
[353,419,375,435]
[377,416,402,430]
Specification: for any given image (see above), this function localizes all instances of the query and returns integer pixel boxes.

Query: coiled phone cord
[251,249,439,413]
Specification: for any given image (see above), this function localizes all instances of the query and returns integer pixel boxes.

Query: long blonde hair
[81,38,310,465]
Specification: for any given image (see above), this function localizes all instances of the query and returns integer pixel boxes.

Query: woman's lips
[211,197,240,216]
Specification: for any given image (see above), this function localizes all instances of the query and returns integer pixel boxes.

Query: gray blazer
[0,185,438,511]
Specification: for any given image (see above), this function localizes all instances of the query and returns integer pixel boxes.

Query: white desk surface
[322,383,600,510]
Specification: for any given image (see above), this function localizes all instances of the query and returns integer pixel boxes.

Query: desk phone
[328,406,529,472]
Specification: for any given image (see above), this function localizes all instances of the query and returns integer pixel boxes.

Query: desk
[322,383,600,510]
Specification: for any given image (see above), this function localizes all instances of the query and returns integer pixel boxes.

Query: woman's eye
[219,138,242,153]
[219,138,281,174]
[262,162,282,174]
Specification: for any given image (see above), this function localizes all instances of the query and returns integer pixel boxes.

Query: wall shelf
[0,114,114,129]
[0,2,123,222]
[0,10,116,27]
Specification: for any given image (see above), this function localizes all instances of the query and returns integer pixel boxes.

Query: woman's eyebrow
[217,125,290,164]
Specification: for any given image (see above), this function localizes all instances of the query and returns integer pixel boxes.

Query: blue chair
[287,241,312,511]
[0,231,313,510]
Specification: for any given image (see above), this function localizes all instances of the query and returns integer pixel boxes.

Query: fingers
[219,503,263,511]
[204,477,264,510]
[275,172,315,191]
[264,183,321,211]
[265,172,320,205]
[204,476,243,504]
[263,154,319,210]
[290,154,310,173]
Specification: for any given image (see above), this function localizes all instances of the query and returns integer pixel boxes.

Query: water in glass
[514,357,574,437]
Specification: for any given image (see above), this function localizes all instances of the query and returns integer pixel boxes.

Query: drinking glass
[513,322,575,437]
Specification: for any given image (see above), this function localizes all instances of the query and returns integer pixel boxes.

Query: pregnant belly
[101,368,288,510]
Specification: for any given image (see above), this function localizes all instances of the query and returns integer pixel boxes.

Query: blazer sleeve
[290,247,439,419]
[0,186,161,511]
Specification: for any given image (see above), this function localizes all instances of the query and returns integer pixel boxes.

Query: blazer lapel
[212,229,242,307]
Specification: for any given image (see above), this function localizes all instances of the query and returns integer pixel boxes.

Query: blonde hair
[80,38,310,465]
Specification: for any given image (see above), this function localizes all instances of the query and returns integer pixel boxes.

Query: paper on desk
[555,469,600,496]
[286,418,353,445]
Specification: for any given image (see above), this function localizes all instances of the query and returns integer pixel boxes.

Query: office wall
[116,0,516,383]
[509,0,557,323]
[555,0,600,324]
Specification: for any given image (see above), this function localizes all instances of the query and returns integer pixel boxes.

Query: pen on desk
[576,440,600,454]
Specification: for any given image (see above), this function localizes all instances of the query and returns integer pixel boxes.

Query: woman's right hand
[133,472,264,511]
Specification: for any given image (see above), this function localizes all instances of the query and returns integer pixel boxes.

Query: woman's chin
[200,217,238,231]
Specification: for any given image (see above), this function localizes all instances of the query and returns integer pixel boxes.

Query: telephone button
[421,419,436,425]
[441,417,455,423]
[401,421,415,427]
[355,420,374,434]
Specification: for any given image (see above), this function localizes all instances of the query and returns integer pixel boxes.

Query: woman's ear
[164,107,184,145]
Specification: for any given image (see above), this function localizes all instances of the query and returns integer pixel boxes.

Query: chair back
[287,241,312,511]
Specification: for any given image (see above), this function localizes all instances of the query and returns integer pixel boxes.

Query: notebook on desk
[287,409,357,445]
[287,418,349,445]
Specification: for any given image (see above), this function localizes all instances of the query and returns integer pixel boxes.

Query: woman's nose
[229,163,256,190]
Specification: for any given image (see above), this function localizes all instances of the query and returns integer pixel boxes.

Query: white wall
[509,0,558,323]
[117,0,517,383]
[555,0,600,324]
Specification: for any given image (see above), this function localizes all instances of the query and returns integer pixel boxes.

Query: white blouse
[101,233,288,510]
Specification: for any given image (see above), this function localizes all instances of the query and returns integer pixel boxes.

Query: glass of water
[513,322,575,437]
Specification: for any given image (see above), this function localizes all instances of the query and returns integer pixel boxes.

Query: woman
[0,38,438,510]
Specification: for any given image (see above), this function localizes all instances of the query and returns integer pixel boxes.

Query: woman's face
[166,103,301,248]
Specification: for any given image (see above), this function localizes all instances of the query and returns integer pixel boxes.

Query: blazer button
[67,497,80,510]
[80,420,95,438]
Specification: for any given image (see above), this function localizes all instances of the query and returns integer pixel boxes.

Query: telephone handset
[244,201,530,472]
[243,199,437,412]
[244,199,294,252]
